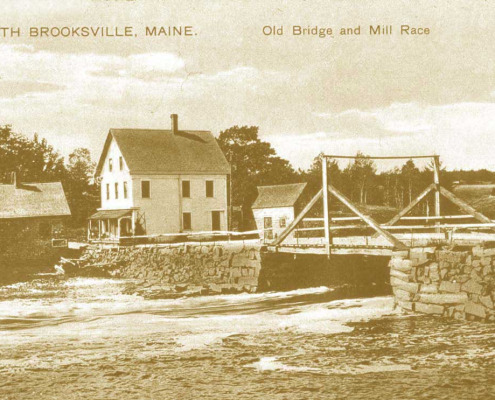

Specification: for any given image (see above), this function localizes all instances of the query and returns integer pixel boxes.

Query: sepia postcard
[0,1,493,399]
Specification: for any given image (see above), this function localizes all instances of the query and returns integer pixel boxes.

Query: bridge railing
[272,153,495,255]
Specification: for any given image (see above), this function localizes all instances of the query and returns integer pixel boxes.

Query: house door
[212,211,221,231]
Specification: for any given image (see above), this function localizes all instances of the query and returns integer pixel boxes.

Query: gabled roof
[252,183,307,209]
[0,182,71,219]
[95,129,230,176]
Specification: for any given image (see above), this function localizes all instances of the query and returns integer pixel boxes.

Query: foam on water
[0,277,399,354]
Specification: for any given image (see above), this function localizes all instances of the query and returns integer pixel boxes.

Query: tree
[344,152,377,204]
[64,148,100,225]
[217,126,298,228]
[0,125,99,228]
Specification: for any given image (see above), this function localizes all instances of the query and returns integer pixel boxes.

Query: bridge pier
[390,246,495,321]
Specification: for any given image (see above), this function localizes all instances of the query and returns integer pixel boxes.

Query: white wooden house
[252,183,307,242]
[89,114,230,240]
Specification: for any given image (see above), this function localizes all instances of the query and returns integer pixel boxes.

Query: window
[279,217,287,228]
[206,180,214,198]
[119,156,123,170]
[264,217,273,240]
[182,180,190,198]
[123,182,128,199]
[115,182,119,199]
[141,180,150,198]
[183,212,192,230]
[109,158,113,172]
[106,183,110,200]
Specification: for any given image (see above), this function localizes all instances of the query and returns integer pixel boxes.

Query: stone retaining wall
[81,242,261,294]
[390,246,495,321]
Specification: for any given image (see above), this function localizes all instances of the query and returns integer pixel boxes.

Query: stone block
[483,265,493,276]
[416,292,467,305]
[393,288,414,301]
[391,258,413,273]
[415,302,444,315]
[439,281,461,293]
[237,276,258,286]
[411,253,429,267]
[420,284,439,294]
[231,255,249,268]
[481,257,492,267]
[397,300,413,311]
[390,269,410,282]
[482,248,495,257]
[472,246,484,258]
[390,278,419,294]
[472,260,481,268]
[480,295,494,309]
[465,301,486,319]
[462,279,483,295]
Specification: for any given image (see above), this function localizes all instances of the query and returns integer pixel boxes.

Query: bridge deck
[267,232,495,256]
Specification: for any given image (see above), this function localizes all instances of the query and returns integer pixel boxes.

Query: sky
[0,0,494,171]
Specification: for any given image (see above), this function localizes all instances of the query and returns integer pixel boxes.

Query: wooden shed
[252,183,307,243]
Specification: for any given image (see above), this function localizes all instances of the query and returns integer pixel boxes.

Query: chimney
[171,114,178,135]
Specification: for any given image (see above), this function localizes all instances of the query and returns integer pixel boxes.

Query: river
[0,276,493,399]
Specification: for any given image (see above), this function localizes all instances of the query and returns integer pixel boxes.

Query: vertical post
[322,156,331,257]
[433,155,441,233]
[131,210,136,236]
[88,219,91,241]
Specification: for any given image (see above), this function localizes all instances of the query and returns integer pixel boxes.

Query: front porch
[88,209,139,242]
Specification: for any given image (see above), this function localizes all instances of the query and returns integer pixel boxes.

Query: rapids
[0,277,493,399]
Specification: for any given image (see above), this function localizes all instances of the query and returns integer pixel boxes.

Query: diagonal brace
[326,184,408,250]
[273,189,323,245]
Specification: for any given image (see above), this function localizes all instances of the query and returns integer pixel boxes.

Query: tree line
[2,124,494,231]
[0,125,98,227]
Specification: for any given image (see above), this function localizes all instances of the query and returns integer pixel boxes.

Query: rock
[462,279,483,295]
[465,301,486,319]
[390,269,410,281]
[439,281,461,293]
[391,258,413,272]
[393,288,413,301]
[483,265,493,276]
[397,300,413,311]
[416,293,468,305]
[480,295,494,309]
[237,277,258,286]
[415,302,444,315]
[390,278,419,294]
[420,284,439,294]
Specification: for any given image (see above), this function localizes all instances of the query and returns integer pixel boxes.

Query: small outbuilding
[0,174,71,266]
[252,183,307,242]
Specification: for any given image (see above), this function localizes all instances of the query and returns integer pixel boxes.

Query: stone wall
[80,242,261,295]
[390,246,495,321]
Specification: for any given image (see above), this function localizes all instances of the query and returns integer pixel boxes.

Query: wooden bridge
[268,154,495,257]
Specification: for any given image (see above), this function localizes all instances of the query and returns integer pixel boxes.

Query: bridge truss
[271,154,495,256]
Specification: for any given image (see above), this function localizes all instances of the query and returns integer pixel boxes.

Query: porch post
[131,210,136,236]
[117,218,121,239]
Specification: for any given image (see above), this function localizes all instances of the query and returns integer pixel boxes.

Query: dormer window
[109,158,113,172]
[119,156,123,171]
